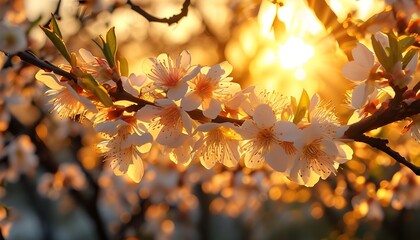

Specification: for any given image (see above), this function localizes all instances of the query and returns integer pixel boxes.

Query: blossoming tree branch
[2,12,419,187]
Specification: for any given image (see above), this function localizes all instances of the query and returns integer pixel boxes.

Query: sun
[277,36,315,70]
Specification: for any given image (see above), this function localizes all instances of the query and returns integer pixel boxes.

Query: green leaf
[387,32,401,64]
[78,74,113,107]
[40,26,71,63]
[106,27,117,58]
[119,58,129,77]
[93,34,116,68]
[50,13,62,38]
[371,35,391,72]
[398,36,416,53]
[293,89,310,124]
[402,49,418,69]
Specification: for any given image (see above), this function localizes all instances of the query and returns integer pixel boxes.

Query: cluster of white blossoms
[36,47,355,186]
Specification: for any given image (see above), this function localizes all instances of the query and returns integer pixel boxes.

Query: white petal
[157,129,187,148]
[126,157,144,183]
[351,82,372,109]
[224,141,240,167]
[36,71,64,90]
[342,61,370,81]
[122,132,153,150]
[79,48,96,63]
[195,122,220,133]
[352,43,374,68]
[136,105,160,122]
[405,52,418,75]
[182,65,201,82]
[177,50,191,69]
[181,92,201,111]
[321,139,339,156]
[167,81,188,100]
[274,121,300,142]
[180,109,193,134]
[122,76,139,96]
[335,142,353,163]
[203,98,222,119]
[237,120,258,139]
[265,143,290,172]
[253,104,276,129]
[309,93,320,113]
[207,61,232,80]
[244,149,264,168]
[95,120,126,135]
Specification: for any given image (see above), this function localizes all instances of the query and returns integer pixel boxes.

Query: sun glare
[277,36,314,70]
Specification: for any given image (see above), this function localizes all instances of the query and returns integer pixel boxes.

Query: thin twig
[353,134,420,175]
[127,0,191,25]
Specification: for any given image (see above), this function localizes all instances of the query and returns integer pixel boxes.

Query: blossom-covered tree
[0,0,419,239]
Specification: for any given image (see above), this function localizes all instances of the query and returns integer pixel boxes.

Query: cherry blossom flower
[77,48,114,84]
[388,52,418,88]
[287,121,353,186]
[36,70,98,120]
[96,118,152,183]
[192,122,241,169]
[242,87,290,119]
[239,104,299,172]
[136,99,193,148]
[352,184,384,221]
[38,163,87,200]
[0,22,27,54]
[148,50,200,100]
[3,135,38,182]
[342,43,380,109]
[181,61,241,119]
[389,167,420,209]
[407,115,420,141]
[121,73,149,97]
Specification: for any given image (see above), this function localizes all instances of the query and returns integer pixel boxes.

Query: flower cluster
[36,46,354,186]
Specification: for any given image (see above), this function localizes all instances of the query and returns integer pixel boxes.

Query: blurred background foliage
[0,0,420,239]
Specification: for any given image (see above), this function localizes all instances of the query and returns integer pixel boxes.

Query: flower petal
[203,98,222,119]
[253,104,276,129]
[274,120,300,142]
[351,82,372,109]
[342,61,370,81]
[36,71,64,90]
[167,81,188,100]
[265,143,290,172]
[352,43,374,69]
[181,92,201,111]
[126,157,144,183]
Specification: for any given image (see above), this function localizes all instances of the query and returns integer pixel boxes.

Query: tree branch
[127,0,191,25]
[353,134,420,175]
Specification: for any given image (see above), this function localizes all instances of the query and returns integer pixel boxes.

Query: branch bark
[127,0,191,25]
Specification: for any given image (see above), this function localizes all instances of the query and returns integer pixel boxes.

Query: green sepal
[402,48,418,69]
[40,14,71,63]
[119,58,129,77]
[398,36,416,53]
[387,32,401,65]
[92,27,117,68]
[50,13,63,38]
[293,89,310,124]
[371,35,392,72]
[78,73,113,107]
[106,27,117,58]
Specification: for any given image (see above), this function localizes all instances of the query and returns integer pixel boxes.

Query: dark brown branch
[127,0,191,25]
[16,51,77,81]
[353,134,420,175]
[345,99,420,138]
